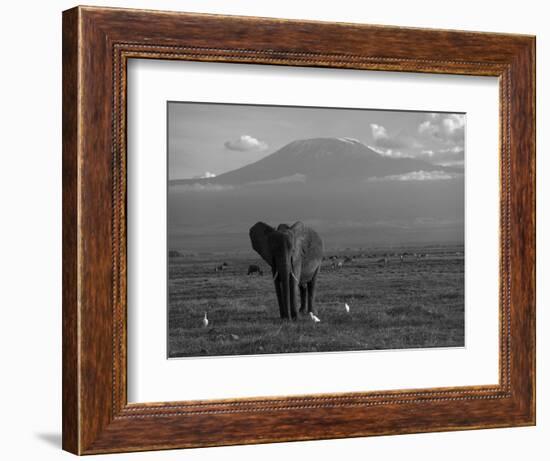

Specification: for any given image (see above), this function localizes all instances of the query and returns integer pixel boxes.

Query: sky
[167,102,465,180]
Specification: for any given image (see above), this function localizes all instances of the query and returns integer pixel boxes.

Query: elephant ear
[249,222,275,267]
[290,221,307,260]
[290,221,305,232]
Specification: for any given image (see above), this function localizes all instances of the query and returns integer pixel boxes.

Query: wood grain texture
[62,5,536,455]
[61,7,79,454]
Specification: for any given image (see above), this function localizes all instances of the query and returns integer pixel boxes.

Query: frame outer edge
[527,36,536,425]
[63,6,536,454]
[62,6,81,455]
[505,36,536,424]
[531,36,537,425]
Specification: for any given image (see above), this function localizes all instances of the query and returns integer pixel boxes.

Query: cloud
[367,170,460,182]
[418,120,436,136]
[369,117,465,163]
[248,174,306,186]
[369,123,407,149]
[172,183,234,192]
[436,160,465,167]
[439,146,464,154]
[192,171,217,179]
[370,123,388,140]
[409,145,464,166]
[418,114,465,144]
[224,135,268,152]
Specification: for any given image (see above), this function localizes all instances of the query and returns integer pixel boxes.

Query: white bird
[202,312,209,328]
[310,312,321,323]
[344,303,350,313]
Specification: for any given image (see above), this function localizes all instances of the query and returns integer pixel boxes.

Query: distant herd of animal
[209,262,263,275]
[325,251,429,267]
[170,249,435,276]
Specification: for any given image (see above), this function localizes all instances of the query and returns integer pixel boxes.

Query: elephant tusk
[272,271,298,282]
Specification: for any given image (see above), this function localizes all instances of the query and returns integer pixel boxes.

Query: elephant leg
[289,277,299,320]
[299,284,307,313]
[274,279,286,319]
[307,269,319,314]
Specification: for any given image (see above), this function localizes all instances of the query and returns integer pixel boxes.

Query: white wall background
[0,1,545,459]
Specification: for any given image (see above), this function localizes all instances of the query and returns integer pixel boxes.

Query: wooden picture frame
[62,5,535,455]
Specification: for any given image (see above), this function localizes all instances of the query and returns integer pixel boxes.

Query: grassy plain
[168,244,464,358]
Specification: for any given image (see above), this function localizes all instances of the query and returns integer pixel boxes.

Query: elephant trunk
[281,266,291,320]
[275,256,292,319]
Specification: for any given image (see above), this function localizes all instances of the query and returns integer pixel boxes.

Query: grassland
[168,244,464,358]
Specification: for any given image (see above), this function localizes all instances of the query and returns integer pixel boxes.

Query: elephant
[249,221,323,320]
[247,264,263,276]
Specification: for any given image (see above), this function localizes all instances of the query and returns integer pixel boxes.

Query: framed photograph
[62,6,535,455]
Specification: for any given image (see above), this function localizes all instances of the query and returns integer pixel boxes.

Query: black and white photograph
[167,102,465,358]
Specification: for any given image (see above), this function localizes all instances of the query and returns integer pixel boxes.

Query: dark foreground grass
[168,245,464,358]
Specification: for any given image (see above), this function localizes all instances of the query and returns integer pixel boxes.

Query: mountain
[170,137,456,186]
[168,137,464,251]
